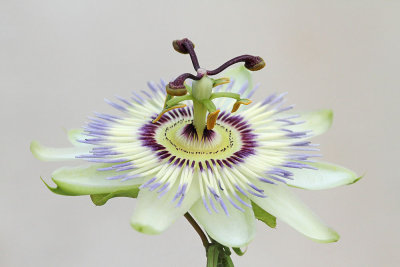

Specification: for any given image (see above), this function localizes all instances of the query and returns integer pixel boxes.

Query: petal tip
[30,140,45,161]
[310,228,340,243]
[315,109,334,131]
[208,230,255,248]
[325,109,334,128]
[67,128,85,146]
[130,221,161,235]
[287,161,361,190]
[348,174,364,185]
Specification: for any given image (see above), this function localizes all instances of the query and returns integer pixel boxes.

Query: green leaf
[90,187,140,206]
[252,201,277,228]
[232,247,247,256]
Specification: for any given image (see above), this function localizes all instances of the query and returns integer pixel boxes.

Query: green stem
[184,213,210,250]
[184,213,235,267]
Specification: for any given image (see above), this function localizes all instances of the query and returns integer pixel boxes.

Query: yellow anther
[152,104,187,123]
[206,109,220,130]
[231,99,252,113]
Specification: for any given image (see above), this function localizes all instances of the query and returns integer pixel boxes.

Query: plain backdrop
[1,1,399,266]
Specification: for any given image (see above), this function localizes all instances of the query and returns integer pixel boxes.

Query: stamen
[231,99,252,113]
[152,103,187,123]
[206,110,220,130]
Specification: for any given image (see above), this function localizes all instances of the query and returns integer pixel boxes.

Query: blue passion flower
[31,38,359,250]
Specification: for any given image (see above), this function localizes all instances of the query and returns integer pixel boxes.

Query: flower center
[156,119,241,162]
[141,107,257,166]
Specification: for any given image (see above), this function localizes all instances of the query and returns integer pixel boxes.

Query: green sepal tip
[251,201,277,228]
[90,187,140,206]
[232,247,247,256]
[40,177,80,196]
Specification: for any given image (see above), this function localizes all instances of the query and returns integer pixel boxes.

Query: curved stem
[184,213,210,249]
[182,41,201,71]
[170,73,201,88]
[206,55,258,75]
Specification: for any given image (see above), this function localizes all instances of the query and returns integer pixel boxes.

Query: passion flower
[31,38,360,266]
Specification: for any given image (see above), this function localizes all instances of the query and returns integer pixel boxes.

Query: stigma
[153,38,266,138]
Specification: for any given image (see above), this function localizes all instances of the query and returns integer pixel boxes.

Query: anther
[207,110,220,130]
[232,99,252,113]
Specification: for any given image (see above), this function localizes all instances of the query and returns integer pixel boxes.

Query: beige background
[1,0,399,266]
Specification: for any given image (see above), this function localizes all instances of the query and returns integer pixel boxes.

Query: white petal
[51,164,144,195]
[287,161,361,190]
[130,178,200,235]
[66,128,89,147]
[30,141,89,161]
[189,195,256,247]
[290,109,333,137]
[249,182,339,243]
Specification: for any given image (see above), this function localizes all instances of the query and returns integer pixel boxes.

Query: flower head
[31,38,360,250]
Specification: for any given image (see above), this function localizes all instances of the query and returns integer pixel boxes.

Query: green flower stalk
[31,38,360,266]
